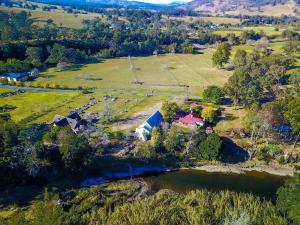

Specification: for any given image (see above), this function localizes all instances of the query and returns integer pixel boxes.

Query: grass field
[163,16,240,25]
[0,90,170,126]
[0,88,14,94]
[35,50,231,96]
[213,26,285,37]
[0,6,104,28]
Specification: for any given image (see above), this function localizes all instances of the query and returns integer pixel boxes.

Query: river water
[144,169,287,200]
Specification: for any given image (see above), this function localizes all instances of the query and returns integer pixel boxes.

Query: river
[144,169,287,200]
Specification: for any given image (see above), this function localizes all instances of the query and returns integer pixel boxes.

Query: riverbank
[81,162,294,187]
[189,163,294,177]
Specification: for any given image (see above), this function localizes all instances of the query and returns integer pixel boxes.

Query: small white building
[136,111,163,141]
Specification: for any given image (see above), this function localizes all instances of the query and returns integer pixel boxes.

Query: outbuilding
[1,72,29,82]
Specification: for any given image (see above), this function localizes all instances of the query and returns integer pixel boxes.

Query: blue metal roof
[273,125,291,133]
[2,72,29,79]
[146,111,163,128]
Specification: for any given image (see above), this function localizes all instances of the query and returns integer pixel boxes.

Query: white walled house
[136,111,163,141]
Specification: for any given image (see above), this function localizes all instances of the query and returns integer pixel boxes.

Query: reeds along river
[144,169,288,201]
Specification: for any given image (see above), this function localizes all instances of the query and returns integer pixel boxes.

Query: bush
[42,83,50,88]
[277,156,285,165]
[0,77,8,84]
[15,81,24,87]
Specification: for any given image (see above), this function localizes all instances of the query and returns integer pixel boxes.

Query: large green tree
[203,86,224,104]
[26,47,43,67]
[57,127,92,173]
[161,102,179,121]
[212,43,231,68]
[46,44,66,64]
[224,70,262,106]
[192,133,222,161]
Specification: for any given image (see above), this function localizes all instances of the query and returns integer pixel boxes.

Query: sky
[130,0,192,4]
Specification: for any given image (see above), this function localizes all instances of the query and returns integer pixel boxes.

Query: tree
[46,44,66,64]
[57,127,92,173]
[283,40,300,55]
[192,133,222,161]
[224,70,262,107]
[284,97,300,148]
[151,127,162,150]
[212,43,231,68]
[233,49,247,68]
[201,107,215,123]
[264,64,286,88]
[0,119,19,150]
[135,141,154,159]
[26,47,43,67]
[163,126,180,154]
[203,86,224,104]
[277,174,300,225]
[161,102,179,121]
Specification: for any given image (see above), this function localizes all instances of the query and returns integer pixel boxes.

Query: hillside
[29,0,182,9]
[181,0,300,16]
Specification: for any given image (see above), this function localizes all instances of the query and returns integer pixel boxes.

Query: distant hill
[180,0,300,16]
[29,0,184,10]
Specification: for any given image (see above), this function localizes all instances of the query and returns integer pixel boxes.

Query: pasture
[0,6,104,29]
[213,25,285,37]
[35,50,231,96]
[0,90,170,127]
[163,16,240,25]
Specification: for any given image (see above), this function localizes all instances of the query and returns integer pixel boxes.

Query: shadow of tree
[221,137,249,164]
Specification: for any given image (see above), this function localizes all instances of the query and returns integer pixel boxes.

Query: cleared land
[213,26,286,37]
[0,6,104,28]
[163,16,240,25]
[35,50,231,96]
[0,90,170,127]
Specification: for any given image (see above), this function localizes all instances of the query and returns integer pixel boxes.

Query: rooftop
[2,72,29,79]
[178,113,204,126]
[145,111,163,128]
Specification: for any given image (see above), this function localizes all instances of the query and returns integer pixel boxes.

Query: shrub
[0,77,8,84]
[277,156,285,165]
[15,81,24,87]
[42,83,50,88]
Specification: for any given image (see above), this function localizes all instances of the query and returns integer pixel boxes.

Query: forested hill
[28,0,183,10]
[181,0,300,16]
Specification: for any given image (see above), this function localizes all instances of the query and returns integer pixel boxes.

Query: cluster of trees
[0,116,92,189]
[224,46,297,106]
[0,9,202,72]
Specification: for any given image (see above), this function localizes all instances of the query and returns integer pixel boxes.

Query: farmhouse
[136,111,163,141]
[52,111,84,134]
[178,113,205,127]
[1,72,29,82]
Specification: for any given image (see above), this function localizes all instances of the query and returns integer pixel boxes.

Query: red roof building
[178,113,205,127]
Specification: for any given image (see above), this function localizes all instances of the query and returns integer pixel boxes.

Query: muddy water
[144,169,287,200]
